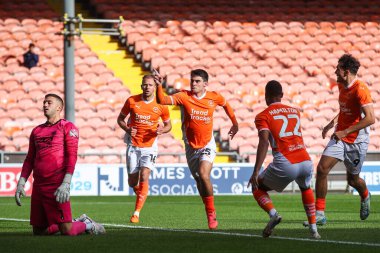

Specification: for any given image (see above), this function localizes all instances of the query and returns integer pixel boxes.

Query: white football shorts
[126,145,158,174]
[185,137,217,178]
[259,152,313,192]
[322,139,369,175]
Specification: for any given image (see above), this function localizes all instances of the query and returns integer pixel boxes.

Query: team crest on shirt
[69,129,79,138]
[208,100,214,106]
[153,107,159,113]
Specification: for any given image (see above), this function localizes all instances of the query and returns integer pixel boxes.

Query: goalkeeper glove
[54,174,72,204]
[15,177,26,206]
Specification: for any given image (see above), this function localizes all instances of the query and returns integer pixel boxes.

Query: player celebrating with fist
[154,69,238,230]
[15,94,105,235]
[117,75,171,223]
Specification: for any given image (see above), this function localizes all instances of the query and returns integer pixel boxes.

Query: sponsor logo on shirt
[339,101,352,115]
[153,107,159,113]
[190,108,211,123]
[288,144,305,152]
[135,113,154,126]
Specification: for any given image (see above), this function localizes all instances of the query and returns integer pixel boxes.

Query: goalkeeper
[15,94,105,235]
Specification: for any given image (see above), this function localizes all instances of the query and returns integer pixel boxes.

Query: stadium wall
[1,162,379,196]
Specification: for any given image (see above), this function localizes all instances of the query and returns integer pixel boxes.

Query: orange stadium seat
[1,0,379,159]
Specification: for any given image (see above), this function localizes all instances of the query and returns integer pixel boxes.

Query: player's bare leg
[128,172,140,223]
[315,155,339,225]
[128,172,140,194]
[347,173,371,220]
[198,160,218,230]
[130,167,150,223]
[198,161,213,196]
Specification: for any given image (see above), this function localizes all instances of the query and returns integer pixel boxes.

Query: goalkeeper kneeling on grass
[15,93,105,236]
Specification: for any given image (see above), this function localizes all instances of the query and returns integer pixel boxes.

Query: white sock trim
[268,209,277,218]
[316,210,325,216]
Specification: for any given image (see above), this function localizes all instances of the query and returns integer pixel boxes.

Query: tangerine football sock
[202,196,216,214]
[65,222,86,236]
[47,224,59,235]
[302,188,316,224]
[360,188,369,201]
[135,181,148,212]
[315,198,326,212]
[253,189,275,215]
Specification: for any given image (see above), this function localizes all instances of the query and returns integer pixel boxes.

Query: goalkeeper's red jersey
[255,102,310,164]
[21,119,79,186]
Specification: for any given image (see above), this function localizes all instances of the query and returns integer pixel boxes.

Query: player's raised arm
[153,69,175,105]
[222,102,239,140]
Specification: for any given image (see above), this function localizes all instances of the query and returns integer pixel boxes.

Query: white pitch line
[0,201,200,206]
[102,223,380,247]
[1,218,379,247]
[0,218,29,222]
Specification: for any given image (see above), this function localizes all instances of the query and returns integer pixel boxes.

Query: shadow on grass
[1,226,379,253]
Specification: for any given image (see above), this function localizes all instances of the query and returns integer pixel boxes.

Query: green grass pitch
[0,194,379,253]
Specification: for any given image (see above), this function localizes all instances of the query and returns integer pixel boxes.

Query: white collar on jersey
[141,95,155,104]
[192,91,207,100]
[346,77,358,89]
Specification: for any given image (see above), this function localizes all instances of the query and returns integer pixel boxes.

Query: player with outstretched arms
[117,75,171,223]
[310,54,375,226]
[15,94,105,235]
[248,81,320,239]
[154,68,239,230]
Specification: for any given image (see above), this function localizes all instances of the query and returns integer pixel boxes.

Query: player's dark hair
[338,54,360,75]
[45,93,64,107]
[142,74,154,83]
[29,43,35,48]
[265,80,283,97]
[191,69,208,82]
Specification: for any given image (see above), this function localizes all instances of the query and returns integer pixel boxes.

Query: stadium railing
[2,151,378,192]
[0,151,241,164]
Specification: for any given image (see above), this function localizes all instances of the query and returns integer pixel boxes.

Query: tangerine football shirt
[121,95,170,148]
[170,90,226,149]
[336,79,373,144]
[255,102,310,164]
